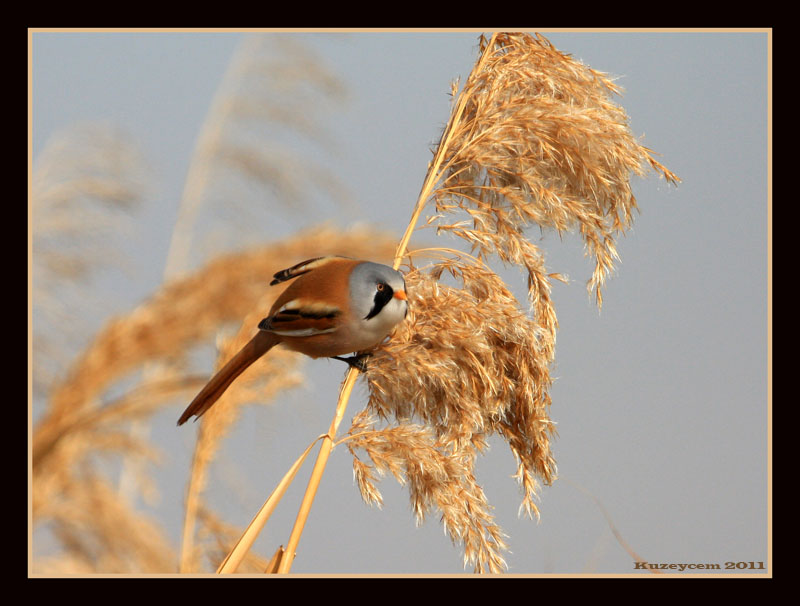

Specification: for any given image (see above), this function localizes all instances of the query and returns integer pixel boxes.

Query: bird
[177,255,408,425]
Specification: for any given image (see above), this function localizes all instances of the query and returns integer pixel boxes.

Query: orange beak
[393,290,407,301]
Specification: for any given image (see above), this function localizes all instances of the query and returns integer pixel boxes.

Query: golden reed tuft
[343,32,678,573]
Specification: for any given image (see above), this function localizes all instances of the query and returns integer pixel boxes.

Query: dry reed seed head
[346,411,509,573]
[32,123,149,402]
[350,258,557,571]
[37,473,176,574]
[348,33,677,572]
[431,32,678,309]
[367,264,556,480]
[165,35,350,279]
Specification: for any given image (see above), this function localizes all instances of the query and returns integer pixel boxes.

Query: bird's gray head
[349,262,408,326]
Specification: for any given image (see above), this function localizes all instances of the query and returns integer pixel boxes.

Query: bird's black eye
[376,283,385,291]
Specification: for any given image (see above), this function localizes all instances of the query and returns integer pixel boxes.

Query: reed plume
[31,123,147,402]
[164,34,348,279]
[343,32,678,573]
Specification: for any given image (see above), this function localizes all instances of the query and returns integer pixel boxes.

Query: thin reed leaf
[216,435,323,573]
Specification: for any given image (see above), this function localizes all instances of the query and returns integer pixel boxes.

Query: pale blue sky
[31,30,769,575]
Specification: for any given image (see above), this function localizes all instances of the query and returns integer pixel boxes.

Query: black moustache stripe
[365,284,393,320]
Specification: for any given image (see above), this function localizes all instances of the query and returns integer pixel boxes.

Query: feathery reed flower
[32,123,147,402]
[345,32,678,573]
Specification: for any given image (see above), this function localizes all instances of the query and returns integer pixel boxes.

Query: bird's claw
[332,353,371,373]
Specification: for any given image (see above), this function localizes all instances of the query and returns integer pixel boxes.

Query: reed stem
[274,35,502,573]
[393,33,498,270]
[271,34,505,574]
[275,369,358,572]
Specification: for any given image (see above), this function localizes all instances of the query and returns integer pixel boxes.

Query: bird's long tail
[177,330,279,425]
